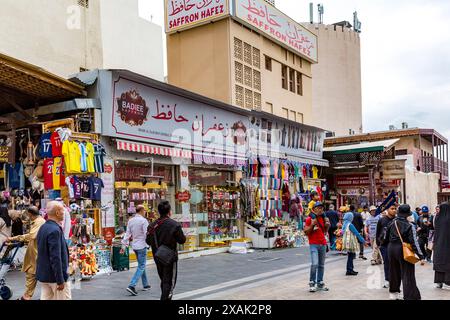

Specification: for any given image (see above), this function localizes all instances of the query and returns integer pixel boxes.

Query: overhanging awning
[324,139,400,155]
[0,53,85,116]
[116,139,192,159]
[286,155,329,167]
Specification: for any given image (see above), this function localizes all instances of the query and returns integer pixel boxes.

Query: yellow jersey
[62,140,81,173]
[86,142,95,173]
[52,157,62,190]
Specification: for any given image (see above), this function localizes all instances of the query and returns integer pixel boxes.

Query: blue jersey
[39,133,53,158]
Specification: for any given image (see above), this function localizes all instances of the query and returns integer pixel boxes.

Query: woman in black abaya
[433,202,450,288]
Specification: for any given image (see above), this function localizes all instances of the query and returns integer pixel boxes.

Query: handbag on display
[394,220,420,264]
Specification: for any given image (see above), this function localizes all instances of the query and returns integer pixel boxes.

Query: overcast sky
[138,0,450,141]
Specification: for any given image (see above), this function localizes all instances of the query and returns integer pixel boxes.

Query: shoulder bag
[152,218,177,267]
[342,227,359,253]
[394,220,420,264]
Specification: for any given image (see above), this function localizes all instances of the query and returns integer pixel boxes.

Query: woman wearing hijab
[383,204,424,300]
[0,204,12,247]
[433,202,450,289]
[342,212,365,276]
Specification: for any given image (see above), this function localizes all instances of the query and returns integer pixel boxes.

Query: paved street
[4,247,450,300]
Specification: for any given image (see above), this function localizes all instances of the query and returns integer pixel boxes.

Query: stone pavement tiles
[197,254,450,300]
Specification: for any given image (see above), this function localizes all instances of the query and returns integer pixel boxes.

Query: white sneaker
[389,293,400,300]
[383,281,389,289]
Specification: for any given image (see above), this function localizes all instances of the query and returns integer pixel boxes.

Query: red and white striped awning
[116,139,192,159]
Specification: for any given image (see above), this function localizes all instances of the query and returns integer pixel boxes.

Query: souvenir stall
[188,167,242,248]
[38,119,112,277]
[242,157,323,249]
[113,160,175,229]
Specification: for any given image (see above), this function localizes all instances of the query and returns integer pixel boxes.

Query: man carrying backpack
[146,201,186,300]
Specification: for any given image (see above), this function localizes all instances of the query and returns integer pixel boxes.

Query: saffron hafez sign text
[165,0,229,33]
[235,0,318,63]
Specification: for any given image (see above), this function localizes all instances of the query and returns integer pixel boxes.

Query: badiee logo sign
[116,90,149,126]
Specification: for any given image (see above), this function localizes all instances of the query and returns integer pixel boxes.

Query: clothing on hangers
[51,131,62,157]
[38,132,52,159]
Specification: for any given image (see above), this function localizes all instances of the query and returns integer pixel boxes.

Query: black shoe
[436,283,444,289]
[359,256,367,260]
[127,286,138,296]
[346,271,359,276]
[142,285,151,291]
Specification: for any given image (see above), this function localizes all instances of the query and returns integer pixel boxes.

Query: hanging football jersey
[66,176,74,199]
[43,159,54,190]
[94,143,106,173]
[62,141,81,173]
[86,142,95,173]
[50,131,62,157]
[39,133,52,158]
[79,143,87,172]
[52,157,63,191]
[88,177,104,201]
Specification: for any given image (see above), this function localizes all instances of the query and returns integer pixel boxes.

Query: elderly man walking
[7,206,45,300]
[36,201,71,300]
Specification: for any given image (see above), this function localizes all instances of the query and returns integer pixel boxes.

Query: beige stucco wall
[405,166,439,210]
[305,24,362,136]
[0,0,163,80]
[167,19,232,104]
[99,0,164,81]
[230,21,313,123]
[0,0,103,78]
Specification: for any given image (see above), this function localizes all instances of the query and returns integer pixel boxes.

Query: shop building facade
[73,68,328,252]
[324,128,448,210]
[165,0,317,124]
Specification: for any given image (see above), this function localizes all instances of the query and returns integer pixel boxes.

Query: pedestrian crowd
[304,200,450,300]
[1,199,186,301]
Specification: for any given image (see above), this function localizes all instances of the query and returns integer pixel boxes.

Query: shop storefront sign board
[101,157,116,228]
[382,159,406,180]
[165,0,230,33]
[105,76,248,159]
[233,0,318,63]
[248,115,325,160]
[336,173,401,188]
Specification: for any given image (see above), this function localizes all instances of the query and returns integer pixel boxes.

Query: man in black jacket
[350,205,366,260]
[376,204,397,288]
[36,201,71,300]
[147,201,186,300]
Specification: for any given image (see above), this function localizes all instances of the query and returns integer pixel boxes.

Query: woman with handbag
[342,212,365,276]
[433,202,450,289]
[383,204,424,300]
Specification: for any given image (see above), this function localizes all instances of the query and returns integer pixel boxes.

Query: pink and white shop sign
[165,0,230,33]
[233,0,318,63]
[107,76,248,157]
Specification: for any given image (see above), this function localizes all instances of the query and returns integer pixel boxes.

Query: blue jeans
[129,248,149,288]
[309,244,326,284]
[347,252,356,272]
